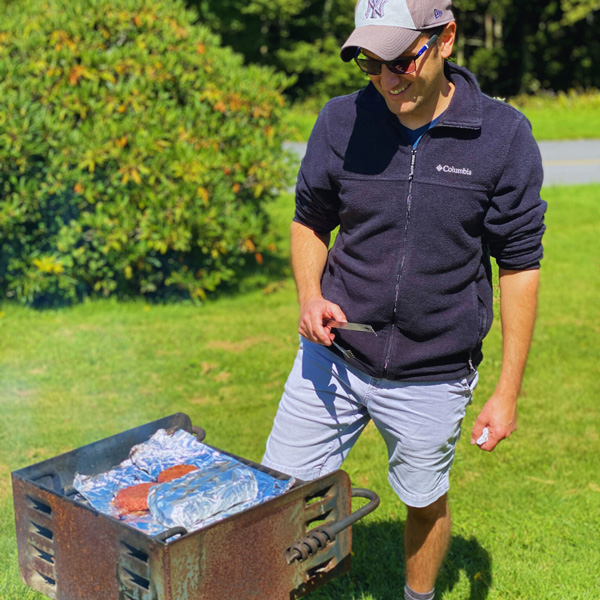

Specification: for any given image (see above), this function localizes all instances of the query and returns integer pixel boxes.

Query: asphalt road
[284,139,600,186]
[537,140,600,186]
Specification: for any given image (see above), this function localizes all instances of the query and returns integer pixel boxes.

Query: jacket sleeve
[484,116,547,270]
[293,103,341,234]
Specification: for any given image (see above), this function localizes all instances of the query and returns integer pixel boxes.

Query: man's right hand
[298,297,347,345]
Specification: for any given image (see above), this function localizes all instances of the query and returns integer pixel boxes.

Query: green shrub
[0,0,294,305]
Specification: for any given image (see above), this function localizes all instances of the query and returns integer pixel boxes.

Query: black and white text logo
[436,164,472,175]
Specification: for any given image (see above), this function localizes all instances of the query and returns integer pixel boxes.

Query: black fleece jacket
[294,62,547,382]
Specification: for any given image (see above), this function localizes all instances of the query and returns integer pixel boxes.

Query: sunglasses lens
[355,58,381,75]
[355,57,415,75]
[390,59,413,74]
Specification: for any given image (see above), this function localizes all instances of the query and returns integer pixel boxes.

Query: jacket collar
[438,62,482,130]
[356,61,483,131]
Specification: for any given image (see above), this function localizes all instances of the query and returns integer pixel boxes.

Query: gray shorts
[262,338,477,508]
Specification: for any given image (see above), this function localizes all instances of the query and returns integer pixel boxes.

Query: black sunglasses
[354,32,440,76]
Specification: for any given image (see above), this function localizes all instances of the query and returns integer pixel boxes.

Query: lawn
[1,184,599,599]
[510,90,600,141]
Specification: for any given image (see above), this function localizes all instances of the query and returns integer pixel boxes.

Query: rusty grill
[12,412,378,600]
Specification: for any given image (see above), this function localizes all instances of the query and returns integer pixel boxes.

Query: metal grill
[12,413,379,600]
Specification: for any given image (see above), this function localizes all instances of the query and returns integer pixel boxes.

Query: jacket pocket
[477,294,488,343]
[468,283,489,349]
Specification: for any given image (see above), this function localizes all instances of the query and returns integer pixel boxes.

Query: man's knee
[406,493,449,524]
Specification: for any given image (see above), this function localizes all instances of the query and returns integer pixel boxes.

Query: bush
[0,0,294,305]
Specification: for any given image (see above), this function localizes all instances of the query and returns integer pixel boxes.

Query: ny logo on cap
[365,0,389,19]
[434,8,444,18]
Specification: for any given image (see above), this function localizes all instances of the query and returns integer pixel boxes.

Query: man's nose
[379,65,403,89]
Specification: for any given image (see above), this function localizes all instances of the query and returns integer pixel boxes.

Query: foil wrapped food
[73,428,293,539]
[148,463,258,531]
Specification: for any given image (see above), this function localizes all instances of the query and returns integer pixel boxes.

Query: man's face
[364,23,456,129]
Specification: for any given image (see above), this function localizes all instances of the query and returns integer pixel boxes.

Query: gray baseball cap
[341,0,454,62]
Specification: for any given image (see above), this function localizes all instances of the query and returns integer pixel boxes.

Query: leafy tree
[194,0,600,100]
[454,0,600,95]
[0,0,294,305]
[191,0,366,105]
[561,0,600,25]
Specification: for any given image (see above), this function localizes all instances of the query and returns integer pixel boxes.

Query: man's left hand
[470,394,518,452]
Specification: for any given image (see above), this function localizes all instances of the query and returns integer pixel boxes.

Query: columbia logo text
[434,8,443,19]
[436,164,472,175]
[365,0,388,19]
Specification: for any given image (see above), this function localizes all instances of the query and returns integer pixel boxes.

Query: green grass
[1,185,600,599]
[283,89,600,142]
[510,89,600,141]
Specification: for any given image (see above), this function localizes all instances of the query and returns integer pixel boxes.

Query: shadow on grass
[309,520,491,600]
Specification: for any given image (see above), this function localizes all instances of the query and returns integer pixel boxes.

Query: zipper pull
[409,149,417,181]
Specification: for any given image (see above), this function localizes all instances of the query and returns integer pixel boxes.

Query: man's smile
[389,83,410,95]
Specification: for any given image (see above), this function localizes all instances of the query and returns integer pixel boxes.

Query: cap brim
[340,26,421,62]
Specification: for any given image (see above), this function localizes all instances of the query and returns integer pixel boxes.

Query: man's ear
[439,21,456,59]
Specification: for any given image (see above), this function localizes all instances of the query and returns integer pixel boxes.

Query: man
[263,1,546,598]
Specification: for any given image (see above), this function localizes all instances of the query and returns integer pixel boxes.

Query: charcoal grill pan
[12,412,379,600]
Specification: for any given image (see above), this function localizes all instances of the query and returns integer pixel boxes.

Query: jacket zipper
[383,147,417,375]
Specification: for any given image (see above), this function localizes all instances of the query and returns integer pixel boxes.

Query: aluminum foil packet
[148,463,258,531]
[73,428,294,538]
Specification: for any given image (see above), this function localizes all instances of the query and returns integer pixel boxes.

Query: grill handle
[154,526,188,542]
[191,426,206,442]
[285,487,380,564]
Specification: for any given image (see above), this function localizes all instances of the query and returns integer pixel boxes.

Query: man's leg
[262,338,371,479]
[404,493,451,596]
[366,373,478,598]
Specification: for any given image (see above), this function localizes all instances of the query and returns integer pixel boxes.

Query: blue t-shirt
[400,115,442,148]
